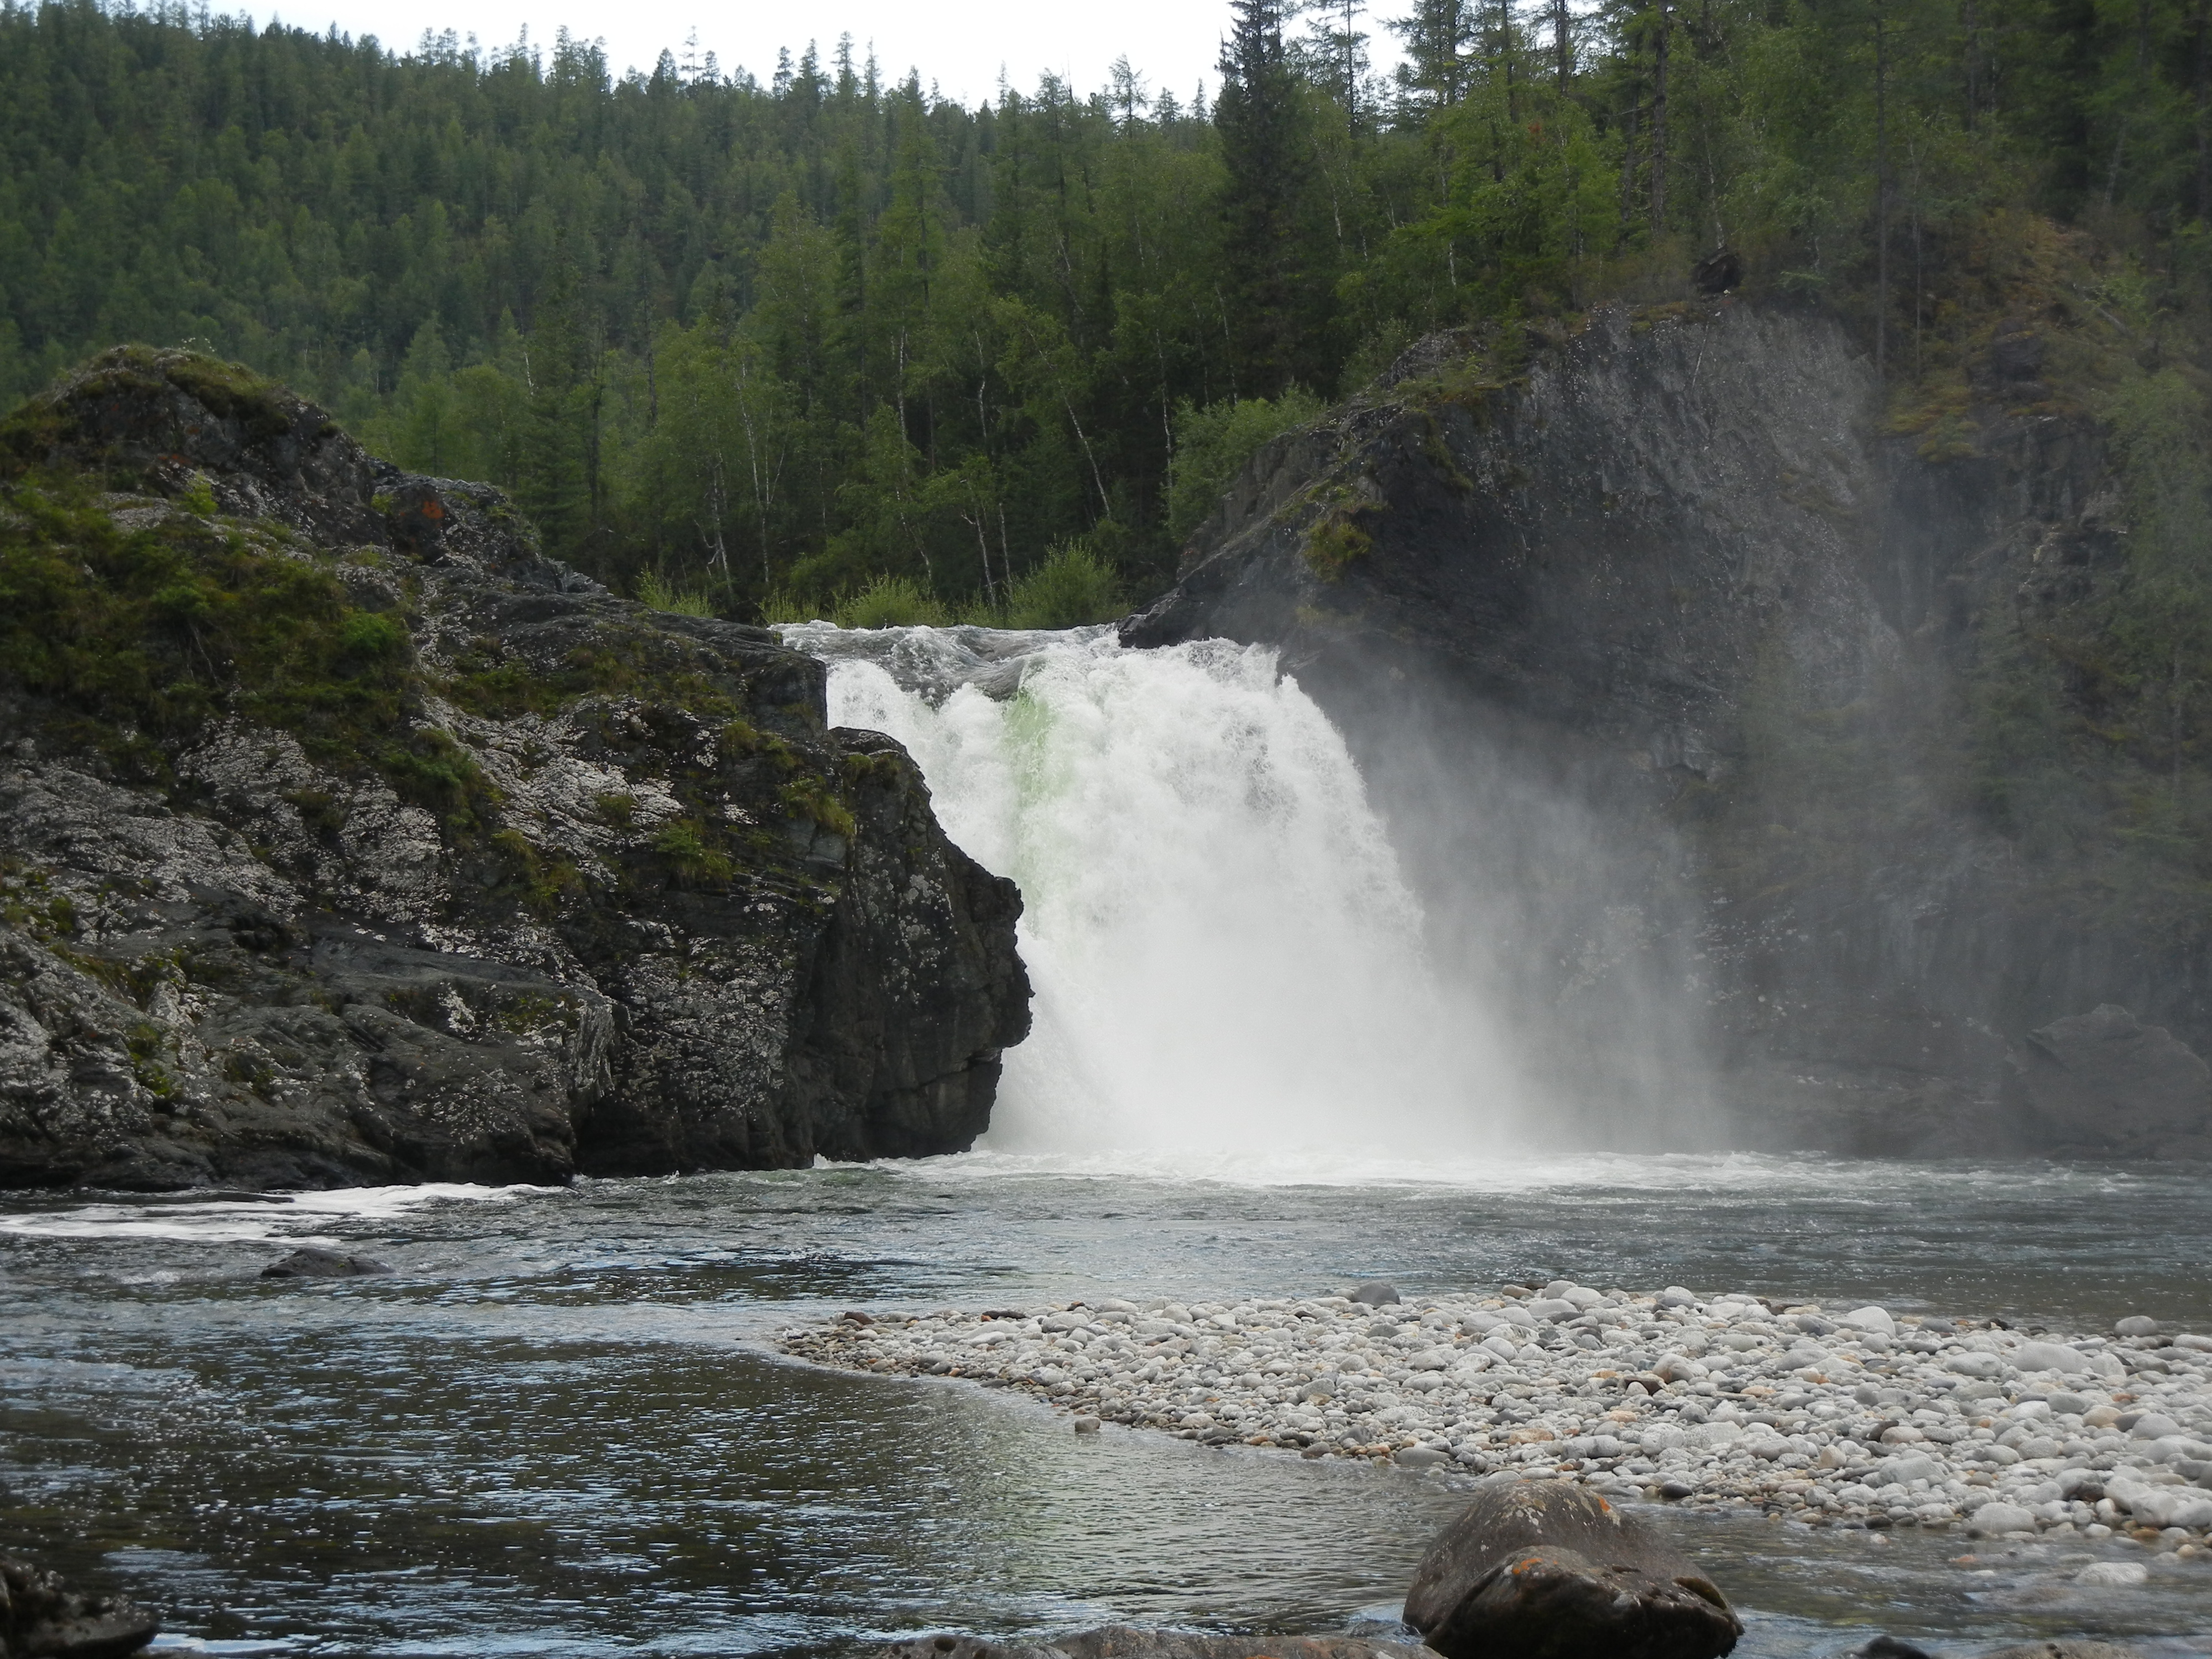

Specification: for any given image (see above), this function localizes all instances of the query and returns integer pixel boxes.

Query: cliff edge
[0,347,1030,1190]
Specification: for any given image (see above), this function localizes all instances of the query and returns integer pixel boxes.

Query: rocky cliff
[1128,302,2211,1158]
[0,348,1030,1190]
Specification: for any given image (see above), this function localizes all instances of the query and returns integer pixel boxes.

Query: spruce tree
[1392,0,1476,108]
[1215,0,1322,395]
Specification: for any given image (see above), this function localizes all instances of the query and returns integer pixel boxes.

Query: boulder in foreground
[1403,1480,1741,1659]
[0,1552,158,1658]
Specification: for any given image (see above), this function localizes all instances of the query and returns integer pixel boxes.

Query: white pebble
[773,1284,2212,1543]
[2077,1560,2150,1587]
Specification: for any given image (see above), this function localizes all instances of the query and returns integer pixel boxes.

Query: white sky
[247,0,1378,108]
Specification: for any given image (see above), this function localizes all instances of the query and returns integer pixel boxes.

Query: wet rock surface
[0,349,1029,1189]
[1122,304,2212,1155]
[1404,1481,1740,1659]
[782,1277,2212,1546]
[877,1632,1437,1659]
[2006,1005,2212,1157]
[0,1551,158,1658]
[259,1246,392,1277]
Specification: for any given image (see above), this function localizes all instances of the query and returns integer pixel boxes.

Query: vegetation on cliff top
[0,348,871,912]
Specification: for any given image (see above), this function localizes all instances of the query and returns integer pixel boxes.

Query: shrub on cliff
[1005,543,1124,629]
[1167,391,1327,546]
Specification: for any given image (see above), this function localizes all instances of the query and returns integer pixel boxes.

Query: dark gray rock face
[0,349,1029,1190]
[2006,1005,2212,1156]
[1402,1481,1740,1659]
[0,1552,158,1658]
[1125,304,2201,1154]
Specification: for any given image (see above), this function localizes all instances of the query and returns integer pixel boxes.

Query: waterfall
[784,623,1525,1168]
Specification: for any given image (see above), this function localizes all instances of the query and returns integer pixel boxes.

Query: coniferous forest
[2,0,2209,618]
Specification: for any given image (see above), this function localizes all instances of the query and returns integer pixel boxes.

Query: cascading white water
[785,623,1526,1167]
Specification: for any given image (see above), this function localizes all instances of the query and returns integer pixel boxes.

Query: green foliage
[4,0,2212,625]
[635,570,717,617]
[651,817,734,885]
[778,778,858,838]
[1167,390,1328,543]
[832,574,952,629]
[1302,510,1375,580]
[758,588,830,625]
[0,479,408,761]
[0,472,529,838]
[1004,542,1125,628]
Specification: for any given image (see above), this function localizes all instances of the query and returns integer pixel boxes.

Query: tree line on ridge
[1,0,2208,618]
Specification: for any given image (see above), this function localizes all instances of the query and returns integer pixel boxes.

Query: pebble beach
[781,1280,2212,1552]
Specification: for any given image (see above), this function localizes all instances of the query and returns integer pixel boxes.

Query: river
[3,1157,2210,1656]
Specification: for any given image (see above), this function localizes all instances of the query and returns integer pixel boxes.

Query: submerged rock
[259,1246,392,1278]
[878,1630,1436,1659]
[1403,1480,1740,1659]
[1843,1640,1935,1659]
[0,1551,158,1658]
[0,348,1029,1189]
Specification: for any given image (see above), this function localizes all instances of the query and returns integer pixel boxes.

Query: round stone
[2075,1559,2150,1587]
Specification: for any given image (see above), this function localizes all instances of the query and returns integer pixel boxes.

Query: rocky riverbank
[781,1279,2212,1550]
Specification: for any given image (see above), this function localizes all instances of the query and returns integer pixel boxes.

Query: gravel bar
[779,1280,2212,1548]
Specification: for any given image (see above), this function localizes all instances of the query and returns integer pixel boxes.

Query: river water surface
[4,1155,2211,1658]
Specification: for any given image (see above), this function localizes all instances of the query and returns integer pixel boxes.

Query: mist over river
[4,1160,2212,1657]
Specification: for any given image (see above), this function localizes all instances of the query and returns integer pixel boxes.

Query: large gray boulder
[1402,1480,1740,1659]
[2006,1004,2212,1156]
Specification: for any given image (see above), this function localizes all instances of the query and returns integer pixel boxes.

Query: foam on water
[0,1181,556,1241]
[836,1144,2110,1195]
[798,624,1526,1161]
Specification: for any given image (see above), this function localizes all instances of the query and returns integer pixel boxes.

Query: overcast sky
[248,0,1381,108]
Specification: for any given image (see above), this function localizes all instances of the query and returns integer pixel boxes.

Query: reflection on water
[2,1156,2209,1657]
